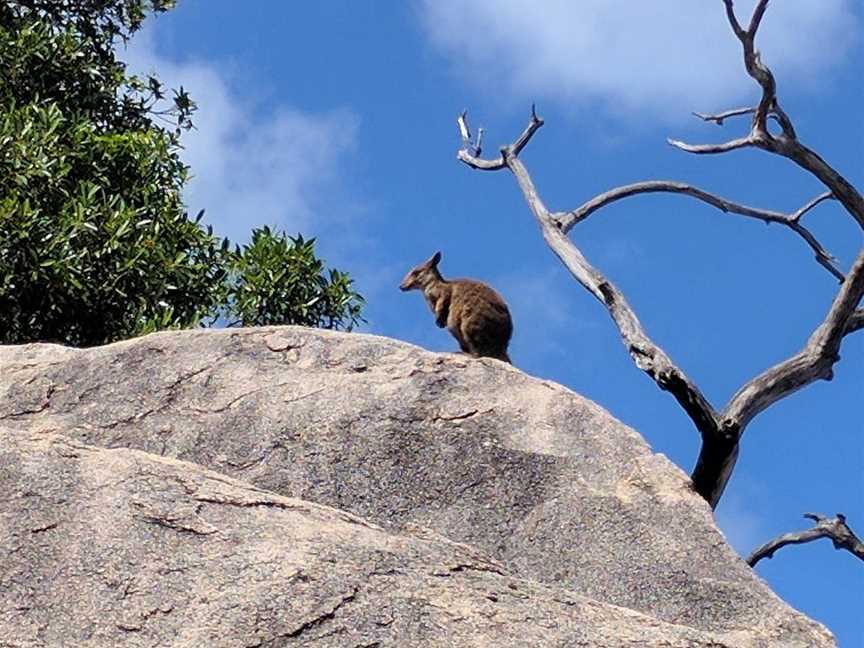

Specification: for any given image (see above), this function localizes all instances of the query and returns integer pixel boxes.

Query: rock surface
[1,429,787,648]
[0,327,835,647]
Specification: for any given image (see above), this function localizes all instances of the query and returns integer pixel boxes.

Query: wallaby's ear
[430,251,442,267]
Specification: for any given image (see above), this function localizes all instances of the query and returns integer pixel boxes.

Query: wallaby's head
[399,251,443,291]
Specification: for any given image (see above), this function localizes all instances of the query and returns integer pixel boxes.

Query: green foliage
[0,1,220,346]
[225,228,364,331]
[1,2,193,135]
[0,1,364,346]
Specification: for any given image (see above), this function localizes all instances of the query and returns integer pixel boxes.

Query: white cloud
[420,0,859,120]
[123,30,360,243]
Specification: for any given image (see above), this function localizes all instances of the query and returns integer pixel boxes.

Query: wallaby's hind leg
[462,316,510,362]
[449,324,472,354]
[475,342,510,363]
[461,338,481,358]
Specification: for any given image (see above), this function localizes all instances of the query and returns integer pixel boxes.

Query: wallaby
[400,251,512,363]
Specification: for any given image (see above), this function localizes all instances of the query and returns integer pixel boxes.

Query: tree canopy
[0,0,363,346]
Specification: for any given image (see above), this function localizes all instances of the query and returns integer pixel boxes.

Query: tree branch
[658,0,864,504]
[692,107,793,138]
[694,246,864,506]
[457,109,543,171]
[723,248,864,430]
[732,0,774,137]
[510,104,543,158]
[693,107,756,126]
[667,136,754,155]
[723,0,746,38]
[747,0,769,38]
[672,1,864,230]
[767,140,864,230]
[458,110,484,157]
[747,513,864,567]
[556,183,842,281]
[792,191,834,223]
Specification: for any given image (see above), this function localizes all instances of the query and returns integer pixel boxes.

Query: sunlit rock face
[0,327,835,647]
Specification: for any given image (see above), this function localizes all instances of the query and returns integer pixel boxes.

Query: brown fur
[400,251,512,363]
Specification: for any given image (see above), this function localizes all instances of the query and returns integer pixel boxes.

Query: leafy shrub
[0,1,363,346]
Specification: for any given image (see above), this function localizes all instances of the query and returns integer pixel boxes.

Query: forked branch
[671,0,864,230]
[556,183,842,281]
[457,107,543,171]
[747,513,864,566]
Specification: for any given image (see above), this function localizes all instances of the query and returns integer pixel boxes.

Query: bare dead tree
[748,514,864,567]
[455,0,864,509]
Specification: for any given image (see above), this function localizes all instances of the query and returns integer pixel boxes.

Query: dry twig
[556,184,842,281]
[671,0,864,230]
[747,513,864,566]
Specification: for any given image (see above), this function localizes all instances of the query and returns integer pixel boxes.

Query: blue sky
[128,2,863,643]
